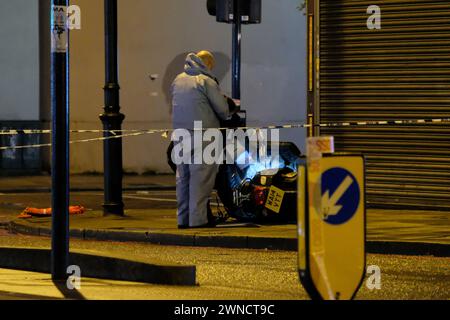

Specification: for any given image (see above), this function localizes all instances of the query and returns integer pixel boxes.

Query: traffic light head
[207,0,217,16]
[207,0,262,24]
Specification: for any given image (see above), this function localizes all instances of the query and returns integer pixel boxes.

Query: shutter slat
[319,1,450,210]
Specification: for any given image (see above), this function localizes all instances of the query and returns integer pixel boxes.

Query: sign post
[232,0,242,100]
[298,154,366,300]
[50,0,70,280]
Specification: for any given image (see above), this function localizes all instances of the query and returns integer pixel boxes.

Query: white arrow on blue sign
[320,168,360,225]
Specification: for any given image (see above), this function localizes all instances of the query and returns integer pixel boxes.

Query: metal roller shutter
[318,0,450,210]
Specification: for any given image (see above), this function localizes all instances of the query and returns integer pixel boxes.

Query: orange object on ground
[18,206,86,219]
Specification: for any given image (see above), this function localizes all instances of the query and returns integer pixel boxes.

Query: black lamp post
[100,0,125,216]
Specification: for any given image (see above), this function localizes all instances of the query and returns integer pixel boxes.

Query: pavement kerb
[7,220,450,257]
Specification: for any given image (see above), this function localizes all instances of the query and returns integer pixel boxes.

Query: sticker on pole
[51,5,68,53]
[298,155,366,301]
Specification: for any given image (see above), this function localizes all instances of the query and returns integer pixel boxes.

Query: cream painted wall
[68,0,307,173]
[242,0,307,148]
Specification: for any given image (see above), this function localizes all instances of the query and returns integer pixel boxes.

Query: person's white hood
[171,54,230,130]
[184,53,216,81]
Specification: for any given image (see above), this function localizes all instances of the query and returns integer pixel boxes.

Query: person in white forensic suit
[171,51,238,228]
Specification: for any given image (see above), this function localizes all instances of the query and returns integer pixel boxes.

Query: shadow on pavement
[0,290,59,300]
[52,280,86,300]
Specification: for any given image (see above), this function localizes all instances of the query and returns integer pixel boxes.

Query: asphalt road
[0,228,448,300]
[0,191,448,300]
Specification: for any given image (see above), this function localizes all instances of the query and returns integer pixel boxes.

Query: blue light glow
[242,154,286,180]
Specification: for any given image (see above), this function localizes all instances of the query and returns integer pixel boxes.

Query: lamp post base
[103,203,125,216]
[100,111,125,217]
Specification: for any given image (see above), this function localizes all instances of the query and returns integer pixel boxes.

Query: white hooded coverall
[171,53,231,227]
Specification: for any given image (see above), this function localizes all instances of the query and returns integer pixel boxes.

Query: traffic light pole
[50,0,70,280]
[101,0,125,216]
[232,0,242,100]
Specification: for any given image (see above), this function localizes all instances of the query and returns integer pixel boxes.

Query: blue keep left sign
[300,155,366,300]
[321,167,360,225]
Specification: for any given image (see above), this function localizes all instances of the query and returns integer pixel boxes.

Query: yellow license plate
[265,186,286,214]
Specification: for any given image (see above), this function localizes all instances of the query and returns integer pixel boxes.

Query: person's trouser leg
[176,164,190,226]
[189,163,219,227]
